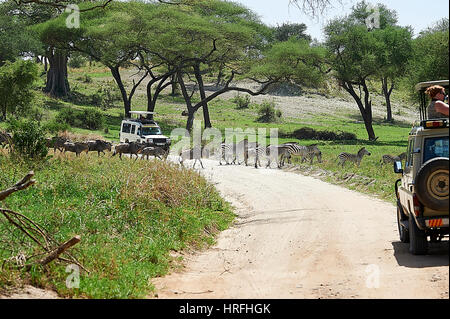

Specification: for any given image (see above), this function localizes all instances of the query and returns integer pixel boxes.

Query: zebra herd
[1,130,407,170]
[213,140,322,169]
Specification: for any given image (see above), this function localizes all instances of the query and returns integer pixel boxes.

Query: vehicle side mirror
[393,161,403,174]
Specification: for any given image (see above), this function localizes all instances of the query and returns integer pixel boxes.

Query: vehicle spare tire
[415,157,449,211]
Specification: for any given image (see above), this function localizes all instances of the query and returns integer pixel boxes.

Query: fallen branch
[0,171,35,202]
[24,236,81,271]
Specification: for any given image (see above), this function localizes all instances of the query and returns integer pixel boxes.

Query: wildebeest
[112,142,143,160]
[63,141,89,157]
[0,131,12,148]
[87,140,112,157]
[46,136,68,153]
[137,146,168,160]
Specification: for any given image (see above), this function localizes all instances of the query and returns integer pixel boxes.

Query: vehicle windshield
[423,136,449,162]
[141,126,162,136]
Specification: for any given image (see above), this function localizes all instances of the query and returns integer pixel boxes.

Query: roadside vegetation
[0,0,448,298]
[0,153,234,298]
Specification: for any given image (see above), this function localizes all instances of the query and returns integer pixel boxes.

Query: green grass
[0,154,234,298]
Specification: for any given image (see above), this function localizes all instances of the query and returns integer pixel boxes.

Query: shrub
[80,108,104,130]
[256,100,277,123]
[7,119,48,160]
[56,108,104,130]
[76,74,92,83]
[42,120,70,135]
[68,54,87,69]
[93,82,122,110]
[232,94,251,109]
[292,127,357,141]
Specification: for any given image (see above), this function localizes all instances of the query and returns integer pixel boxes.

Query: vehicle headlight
[147,138,153,143]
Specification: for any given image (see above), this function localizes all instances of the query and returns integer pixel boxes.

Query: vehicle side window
[131,125,136,134]
[122,123,131,133]
[405,139,414,168]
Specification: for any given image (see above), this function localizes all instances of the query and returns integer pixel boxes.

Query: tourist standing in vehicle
[425,85,449,118]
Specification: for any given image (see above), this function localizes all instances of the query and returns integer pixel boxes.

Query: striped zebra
[338,147,371,167]
[252,144,291,169]
[219,139,258,166]
[281,143,322,165]
[380,152,407,167]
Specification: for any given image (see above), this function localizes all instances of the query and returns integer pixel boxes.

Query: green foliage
[404,20,449,97]
[0,1,43,66]
[56,108,104,130]
[92,81,122,110]
[0,156,234,298]
[257,100,278,123]
[250,38,325,87]
[42,120,70,135]
[273,22,311,42]
[6,119,48,160]
[0,60,38,120]
[231,94,251,109]
[68,53,88,69]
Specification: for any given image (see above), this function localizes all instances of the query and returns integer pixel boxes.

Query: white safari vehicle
[119,111,171,150]
[394,80,449,255]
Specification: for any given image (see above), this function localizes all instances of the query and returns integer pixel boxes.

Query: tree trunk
[111,66,131,118]
[382,77,393,122]
[177,71,195,131]
[194,64,212,128]
[44,49,70,98]
[343,81,377,141]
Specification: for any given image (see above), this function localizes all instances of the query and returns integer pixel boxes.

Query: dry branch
[24,236,81,270]
[0,171,35,202]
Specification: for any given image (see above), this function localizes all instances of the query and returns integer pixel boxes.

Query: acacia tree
[347,1,412,122]
[139,0,321,131]
[324,19,380,140]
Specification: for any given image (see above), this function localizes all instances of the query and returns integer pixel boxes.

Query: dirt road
[153,159,449,299]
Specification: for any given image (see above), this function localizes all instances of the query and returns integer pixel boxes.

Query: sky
[234,0,449,41]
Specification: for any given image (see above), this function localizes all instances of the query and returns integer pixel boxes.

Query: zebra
[252,144,291,169]
[179,146,205,169]
[219,139,258,166]
[380,152,407,167]
[281,143,322,165]
[338,147,371,167]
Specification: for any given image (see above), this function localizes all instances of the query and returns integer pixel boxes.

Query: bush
[76,74,92,83]
[292,127,357,141]
[7,119,48,160]
[256,100,278,123]
[93,82,122,110]
[68,54,87,69]
[231,94,251,109]
[42,120,70,135]
[56,108,104,130]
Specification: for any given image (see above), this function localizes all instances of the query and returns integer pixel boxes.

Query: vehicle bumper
[415,216,449,230]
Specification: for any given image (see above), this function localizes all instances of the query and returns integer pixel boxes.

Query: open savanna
[14,64,416,202]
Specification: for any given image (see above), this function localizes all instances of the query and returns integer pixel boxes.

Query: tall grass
[0,154,234,298]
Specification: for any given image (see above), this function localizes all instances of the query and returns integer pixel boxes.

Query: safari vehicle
[394,80,449,255]
[119,111,171,150]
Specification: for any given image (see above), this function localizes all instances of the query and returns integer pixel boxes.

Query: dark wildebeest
[136,146,168,161]
[112,142,143,160]
[0,131,12,149]
[47,136,68,153]
[87,140,112,157]
[63,141,89,157]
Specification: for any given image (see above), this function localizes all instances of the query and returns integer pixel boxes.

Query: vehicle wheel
[415,158,449,211]
[409,215,428,255]
[397,202,409,243]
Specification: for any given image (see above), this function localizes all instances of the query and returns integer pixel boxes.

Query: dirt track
[152,158,449,299]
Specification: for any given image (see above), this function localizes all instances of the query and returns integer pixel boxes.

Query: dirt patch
[0,285,59,299]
